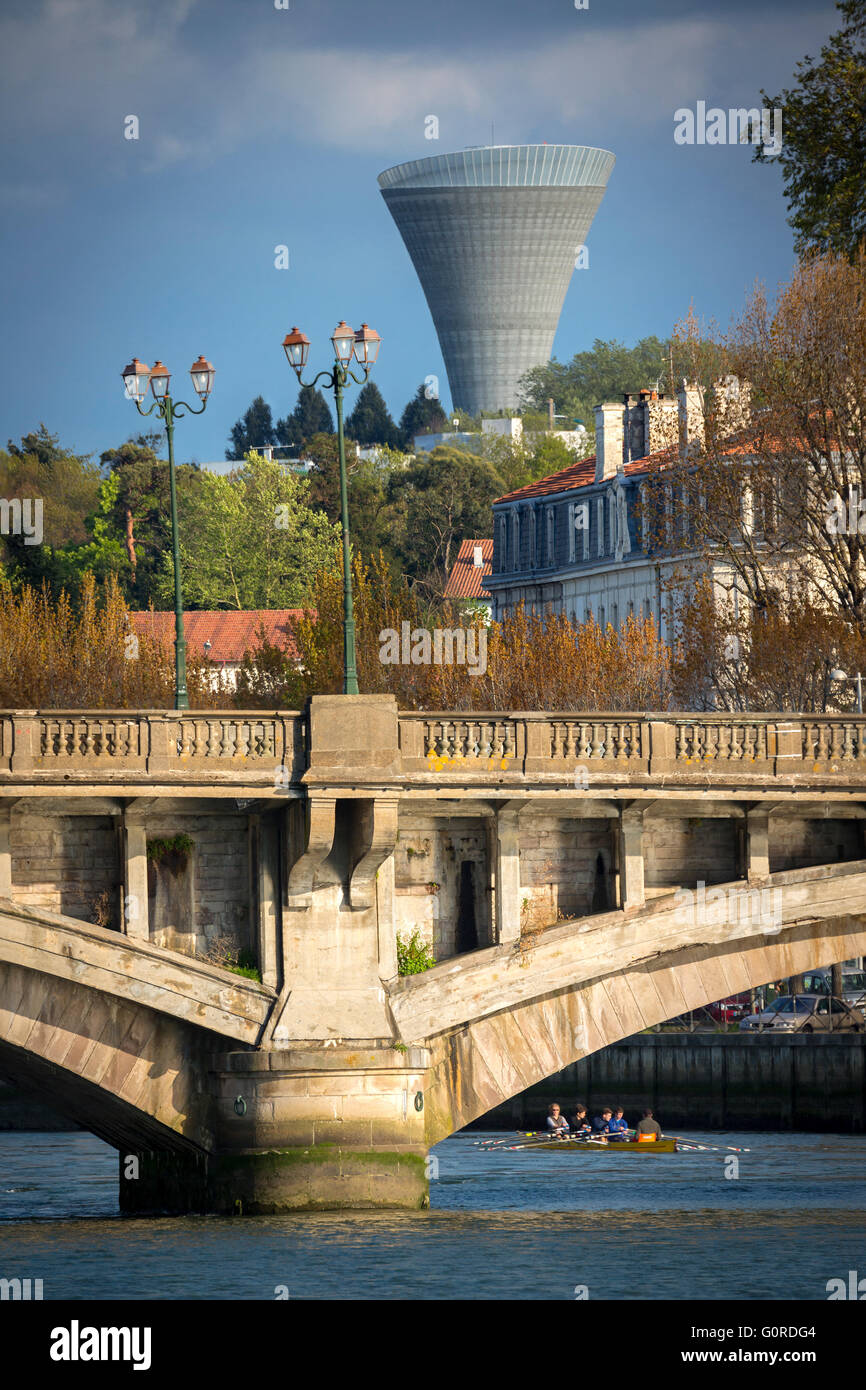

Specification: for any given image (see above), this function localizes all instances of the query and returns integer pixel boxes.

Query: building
[378,144,615,416]
[413,415,589,456]
[487,382,751,640]
[443,538,494,619]
[129,609,304,689]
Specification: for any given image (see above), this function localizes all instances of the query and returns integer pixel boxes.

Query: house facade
[487,381,747,640]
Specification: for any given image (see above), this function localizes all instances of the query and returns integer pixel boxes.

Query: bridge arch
[386,862,866,1143]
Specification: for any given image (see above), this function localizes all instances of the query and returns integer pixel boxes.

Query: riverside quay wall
[484,1033,866,1132]
[2,698,866,1210]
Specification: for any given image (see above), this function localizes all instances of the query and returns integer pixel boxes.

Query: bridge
[1,696,865,1211]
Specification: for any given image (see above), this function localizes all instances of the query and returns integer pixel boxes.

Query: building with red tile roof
[443,539,493,612]
[487,381,738,638]
[129,609,306,686]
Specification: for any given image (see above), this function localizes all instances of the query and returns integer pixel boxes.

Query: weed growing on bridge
[202,935,262,981]
[396,930,436,975]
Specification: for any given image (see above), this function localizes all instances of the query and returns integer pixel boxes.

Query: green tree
[226,396,276,461]
[99,434,173,606]
[754,0,866,260]
[156,453,339,610]
[0,426,102,596]
[398,383,448,444]
[345,381,401,448]
[276,385,334,449]
[389,445,505,593]
[518,337,672,422]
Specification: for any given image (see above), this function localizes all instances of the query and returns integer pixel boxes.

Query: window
[596,497,604,557]
[546,507,555,566]
[498,515,507,570]
[609,492,616,552]
[512,510,520,570]
[612,603,619,630]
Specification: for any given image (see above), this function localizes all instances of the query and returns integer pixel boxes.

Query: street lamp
[281,321,381,695]
[830,667,863,714]
[120,352,215,710]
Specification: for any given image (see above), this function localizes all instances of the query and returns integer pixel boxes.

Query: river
[1,1130,864,1300]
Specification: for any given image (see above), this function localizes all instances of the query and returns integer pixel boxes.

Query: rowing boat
[522,1137,679,1153]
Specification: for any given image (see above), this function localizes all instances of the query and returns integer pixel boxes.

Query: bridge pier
[120,1046,432,1215]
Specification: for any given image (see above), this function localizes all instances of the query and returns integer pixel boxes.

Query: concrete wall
[519,815,612,926]
[644,816,739,891]
[144,813,251,958]
[769,817,864,873]
[476,1033,866,1133]
[12,813,118,925]
[395,814,491,958]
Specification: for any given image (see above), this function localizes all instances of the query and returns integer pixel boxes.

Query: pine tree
[398,384,448,445]
[345,382,401,448]
[226,396,276,461]
[276,386,334,449]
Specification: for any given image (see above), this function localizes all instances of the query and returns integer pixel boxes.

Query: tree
[99,434,172,605]
[345,382,401,448]
[389,446,505,594]
[755,0,866,260]
[156,452,339,610]
[0,427,102,596]
[649,252,866,707]
[518,337,672,422]
[276,385,334,449]
[398,383,448,444]
[226,396,276,461]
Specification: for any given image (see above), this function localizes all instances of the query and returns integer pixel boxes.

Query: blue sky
[0,0,842,467]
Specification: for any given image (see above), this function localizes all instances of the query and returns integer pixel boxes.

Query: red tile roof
[129,609,306,664]
[494,445,680,505]
[443,539,493,599]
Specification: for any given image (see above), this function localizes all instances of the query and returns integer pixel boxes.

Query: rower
[635,1108,663,1142]
[608,1106,629,1141]
[591,1106,613,1137]
[546,1103,570,1138]
[571,1103,591,1136]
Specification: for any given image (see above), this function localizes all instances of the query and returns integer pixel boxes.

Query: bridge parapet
[398,711,866,784]
[0,711,306,784]
[1,707,866,789]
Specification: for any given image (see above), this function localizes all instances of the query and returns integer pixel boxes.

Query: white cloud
[0,2,829,170]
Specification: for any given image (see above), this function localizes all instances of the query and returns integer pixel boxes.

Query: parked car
[739,994,865,1033]
[706,995,751,1022]
[801,969,866,1010]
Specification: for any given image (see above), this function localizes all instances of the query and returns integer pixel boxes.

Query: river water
[0,1129,864,1300]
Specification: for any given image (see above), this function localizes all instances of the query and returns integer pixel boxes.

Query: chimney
[473,544,484,568]
[677,379,705,457]
[712,375,751,440]
[594,402,624,482]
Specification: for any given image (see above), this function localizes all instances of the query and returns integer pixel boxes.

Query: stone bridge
[1,697,866,1211]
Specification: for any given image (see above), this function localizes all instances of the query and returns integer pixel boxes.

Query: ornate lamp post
[282,322,381,695]
[120,353,215,710]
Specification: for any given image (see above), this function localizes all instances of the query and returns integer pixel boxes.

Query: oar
[673,1139,751,1153]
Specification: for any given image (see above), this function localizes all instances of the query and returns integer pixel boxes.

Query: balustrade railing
[0,711,305,781]
[1,709,866,786]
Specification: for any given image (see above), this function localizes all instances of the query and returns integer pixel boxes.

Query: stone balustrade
[0,708,865,787]
[0,711,306,782]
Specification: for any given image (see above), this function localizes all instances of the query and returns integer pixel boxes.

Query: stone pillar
[745,811,770,885]
[494,803,522,943]
[0,803,11,898]
[120,1046,433,1215]
[620,809,645,911]
[252,813,281,991]
[122,817,149,941]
